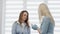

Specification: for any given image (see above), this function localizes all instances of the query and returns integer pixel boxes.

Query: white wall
[0,0,3,34]
[2,0,60,34]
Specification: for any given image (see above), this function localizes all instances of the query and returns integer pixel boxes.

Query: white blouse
[17,21,26,33]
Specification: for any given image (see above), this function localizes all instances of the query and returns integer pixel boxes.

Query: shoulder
[14,21,18,24]
[44,16,50,20]
[12,21,18,27]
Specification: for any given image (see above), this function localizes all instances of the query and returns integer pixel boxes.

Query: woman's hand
[37,28,41,34]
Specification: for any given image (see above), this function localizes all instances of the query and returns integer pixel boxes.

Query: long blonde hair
[38,3,55,24]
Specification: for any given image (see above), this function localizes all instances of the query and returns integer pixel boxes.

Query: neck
[21,20,25,23]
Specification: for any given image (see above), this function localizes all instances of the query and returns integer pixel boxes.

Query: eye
[24,14,26,16]
[23,12,27,16]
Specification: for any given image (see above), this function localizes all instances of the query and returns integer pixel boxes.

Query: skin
[37,28,40,34]
[21,12,28,23]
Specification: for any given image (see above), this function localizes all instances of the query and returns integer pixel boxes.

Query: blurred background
[0,0,60,34]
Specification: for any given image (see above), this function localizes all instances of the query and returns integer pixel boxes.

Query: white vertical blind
[4,0,60,34]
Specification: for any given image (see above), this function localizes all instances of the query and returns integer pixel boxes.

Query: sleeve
[47,21,55,34]
[32,24,38,30]
[12,22,17,34]
[40,17,50,34]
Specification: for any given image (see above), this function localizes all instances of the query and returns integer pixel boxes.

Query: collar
[17,21,20,24]
[17,21,26,26]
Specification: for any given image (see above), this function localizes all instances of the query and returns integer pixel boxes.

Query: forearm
[37,28,41,34]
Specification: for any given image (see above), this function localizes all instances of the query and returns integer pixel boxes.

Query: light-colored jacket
[40,16,55,34]
[32,16,55,34]
[12,21,30,34]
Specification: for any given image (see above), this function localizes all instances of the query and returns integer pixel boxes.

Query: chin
[23,19,26,21]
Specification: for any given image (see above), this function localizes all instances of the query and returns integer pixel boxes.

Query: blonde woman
[32,3,55,34]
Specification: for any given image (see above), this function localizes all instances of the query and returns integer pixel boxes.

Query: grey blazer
[12,21,30,34]
[40,16,55,34]
[32,16,55,34]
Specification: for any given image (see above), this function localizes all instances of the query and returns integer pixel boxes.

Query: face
[22,12,28,21]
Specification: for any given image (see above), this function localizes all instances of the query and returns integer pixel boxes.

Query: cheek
[21,16,24,20]
[24,16,27,19]
[22,16,27,20]
[22,16,25,19]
